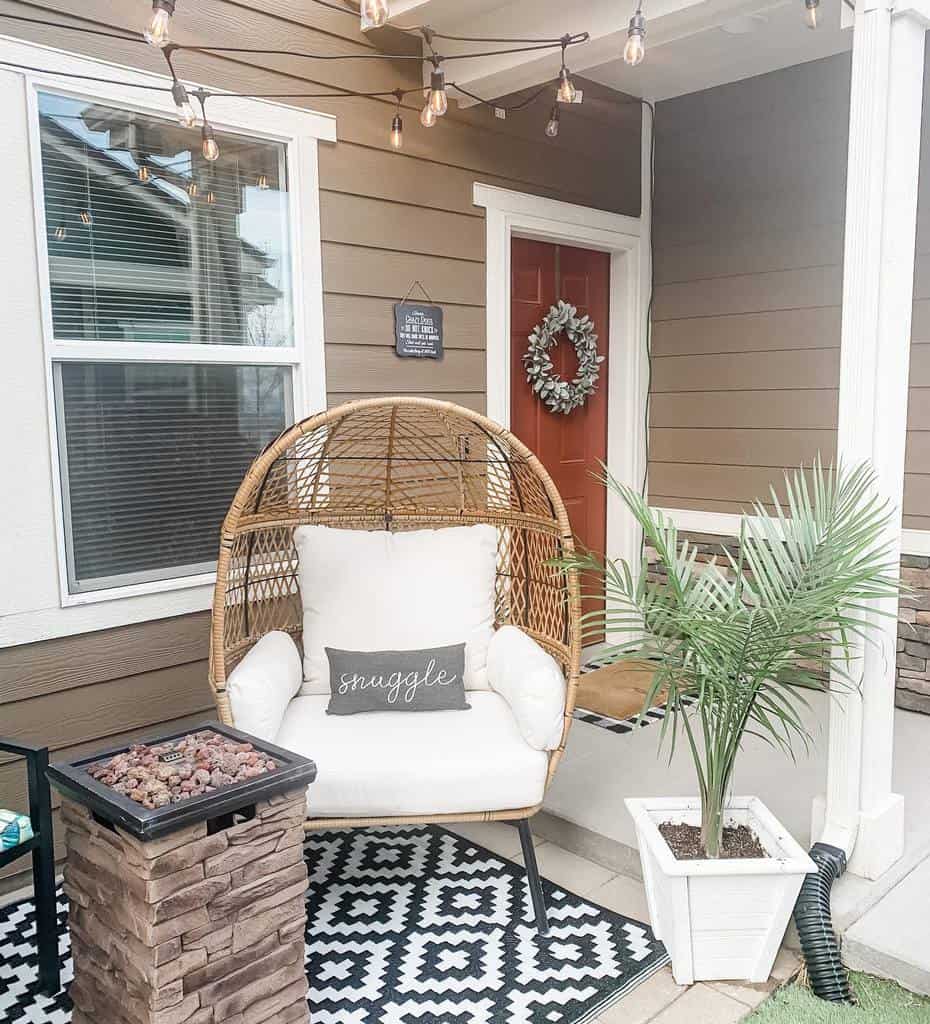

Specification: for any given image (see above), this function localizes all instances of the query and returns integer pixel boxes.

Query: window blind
[54,362,291,591]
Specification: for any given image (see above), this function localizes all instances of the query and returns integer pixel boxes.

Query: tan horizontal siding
[323,243,485,306]
[651,308,841,358]
[0,611,210,705]
[320,191,486,262]
[650,428,837,469]
[651,349,840,394]
[650,389,840,430]
[651,54,849,515]
[652,53,930,521]
[326,345,485,394]
[653,266,842,321]
[324,295,485,350]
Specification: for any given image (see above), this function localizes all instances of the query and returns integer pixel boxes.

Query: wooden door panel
[510,238,610,638]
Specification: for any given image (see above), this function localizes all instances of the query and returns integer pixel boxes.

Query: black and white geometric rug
[0,825,668,1024]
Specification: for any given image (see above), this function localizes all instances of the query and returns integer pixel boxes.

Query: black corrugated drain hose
[793,842,854,1003]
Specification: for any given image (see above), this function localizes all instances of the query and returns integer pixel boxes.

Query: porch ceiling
[382,0,851,103]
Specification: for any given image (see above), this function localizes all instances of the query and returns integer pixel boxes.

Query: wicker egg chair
[209,397,581,927]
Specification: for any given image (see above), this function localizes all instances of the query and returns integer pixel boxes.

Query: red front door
[510,237,610,572]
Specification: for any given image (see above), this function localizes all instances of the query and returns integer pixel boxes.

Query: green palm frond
[559,460,901,857]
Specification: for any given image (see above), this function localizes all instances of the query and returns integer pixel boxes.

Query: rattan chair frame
[208,396,582,833]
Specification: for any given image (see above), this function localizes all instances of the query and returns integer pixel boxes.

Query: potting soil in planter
[658,821,767,860]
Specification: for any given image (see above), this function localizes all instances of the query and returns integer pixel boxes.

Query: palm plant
[566,461,900,858]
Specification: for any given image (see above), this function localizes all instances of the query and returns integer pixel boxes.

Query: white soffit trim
[657,506,930,557]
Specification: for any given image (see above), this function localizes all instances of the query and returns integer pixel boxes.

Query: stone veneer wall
[61,787,309,1024]
[644,532,930,715]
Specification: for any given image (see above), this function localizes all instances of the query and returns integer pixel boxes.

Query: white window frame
[8,35,335,610]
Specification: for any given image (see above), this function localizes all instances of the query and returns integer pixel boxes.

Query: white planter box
[626,796,816,984]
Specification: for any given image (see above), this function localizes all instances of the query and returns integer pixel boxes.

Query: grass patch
[749,972,930,1023]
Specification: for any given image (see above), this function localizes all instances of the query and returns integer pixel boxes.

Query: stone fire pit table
[47,723,316,1024]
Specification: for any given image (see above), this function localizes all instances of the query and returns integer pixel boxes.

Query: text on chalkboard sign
[394,302,444,359]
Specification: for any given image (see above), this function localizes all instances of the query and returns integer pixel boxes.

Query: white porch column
[822,0,928,879]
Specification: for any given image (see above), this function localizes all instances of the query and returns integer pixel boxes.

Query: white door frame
[472,181,649,572]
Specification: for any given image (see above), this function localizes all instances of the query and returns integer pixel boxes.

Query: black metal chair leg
[517,819,548,935]
[28,750,59,996]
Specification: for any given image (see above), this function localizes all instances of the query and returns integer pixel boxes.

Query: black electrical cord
[0,12,589,65]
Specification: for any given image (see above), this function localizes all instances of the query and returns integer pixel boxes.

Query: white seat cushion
[275,691,548,818]
[294,523,498,695]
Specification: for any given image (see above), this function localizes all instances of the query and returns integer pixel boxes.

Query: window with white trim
[36,89,297,595]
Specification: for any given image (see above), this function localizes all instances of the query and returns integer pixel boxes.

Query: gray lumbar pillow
[325,643,470,715]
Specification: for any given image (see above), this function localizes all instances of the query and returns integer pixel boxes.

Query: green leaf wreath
[523,300,604,415]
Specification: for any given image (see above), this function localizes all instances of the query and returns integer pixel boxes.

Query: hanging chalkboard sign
[394,282,443,359]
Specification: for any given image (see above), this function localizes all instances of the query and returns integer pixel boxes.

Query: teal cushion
[0,809,33,850]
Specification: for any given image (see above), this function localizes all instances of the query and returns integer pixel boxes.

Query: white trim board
[657,506,930,558]
[473,180,649,574]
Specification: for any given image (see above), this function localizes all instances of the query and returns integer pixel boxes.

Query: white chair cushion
[275,691,548,818]
[226,631,303,743]
[487,626,566,751]
[294,523,498,696]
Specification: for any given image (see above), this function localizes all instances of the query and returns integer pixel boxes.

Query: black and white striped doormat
[0,825,668,1024]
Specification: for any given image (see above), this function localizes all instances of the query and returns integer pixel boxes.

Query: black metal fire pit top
[47,722,316,841]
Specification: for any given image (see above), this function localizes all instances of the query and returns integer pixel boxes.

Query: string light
[197,93,220,161]
[201,124,219,160]
[144,0,175,48]
[556,40,576,103]
[545,104,560,138]
[137,163,151,182]
[54,224,67,241]
[360,0,390,31]
[0,11,599,146]
[171,80,197,128]
[623,3,646,66]
[428,67,448,116]
[206,189,216,204]
[420,102,437,128]
[256,173,269,189]
[79,210,93,225]
[804,0,820,28]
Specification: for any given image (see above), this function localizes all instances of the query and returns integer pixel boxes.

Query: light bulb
[390,112,403,149]
[171,81,197,128]
[360,0,389,29]
[79,210,93,225]
[187,180,198,197]
[623,3,647,65]
[428,69,448,116]
[545,105,560,138]
[137,164,150,182]
[256,173,269,189]
[420,103,437,128]
[54,224,67,241]
[557,67,576,104]
[804,0,819,28]
[201,124,220,162]
[144,0,174,48]
[623,31,645,66]
[206,190,216,204]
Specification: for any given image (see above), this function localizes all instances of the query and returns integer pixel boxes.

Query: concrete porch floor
[446,819,801,1023]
